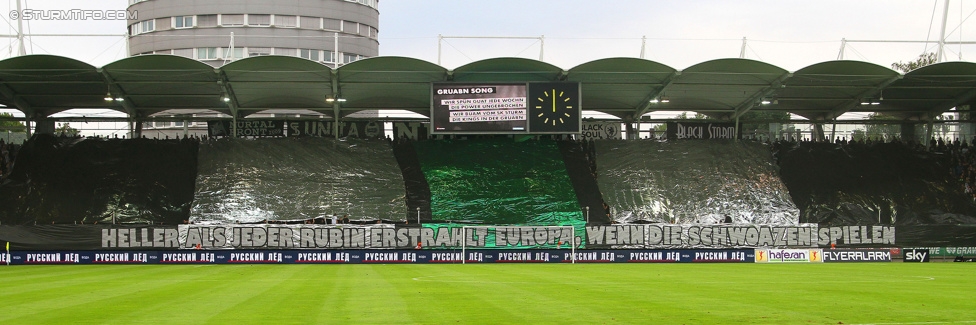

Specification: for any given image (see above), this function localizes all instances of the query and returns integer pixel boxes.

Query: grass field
[0,263,973,324]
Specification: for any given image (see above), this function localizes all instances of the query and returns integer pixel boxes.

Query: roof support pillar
[332,69,341,140]
[922,87,976,121]
[826,75,902,120]
[217,70,240,138]
[131,119,142,139]
[925,119,935,150]
[97,68,138,118]
[333,102,341,139]
[0,80,34,120]
[623,117,637,140]
[631,71,681,120]
[812,123,825,142]
[731,73,792,120]
[734,115,740,140]
[900,122,917,143]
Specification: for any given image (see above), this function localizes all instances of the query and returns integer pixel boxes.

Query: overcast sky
[0,0,973,70]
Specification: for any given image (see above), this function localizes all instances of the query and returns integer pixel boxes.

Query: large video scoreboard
[431,82,581,134]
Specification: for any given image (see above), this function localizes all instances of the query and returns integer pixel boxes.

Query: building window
[221,14,244,26]
[130,20,154,35]
[223,48,244,59]
[323,18,341,31]
[197,47,218,60]
[343,53,361,64]
[274,15,297,28]
[300,49,319,61]
[248,14,271,26]
[174,16,193,28]
[342,21,356,33]
[323,50,336,63]
[248,47,272,56]
[154,49,172,55]
[175,121,184,127]
[173,48,193,58]
[154,121,170,128]
[156,18,171,30]
[300,16,320,29]
[358,23,369,36]
[344,0,378,9]
[275,48,297,56]
[197,15,218,27]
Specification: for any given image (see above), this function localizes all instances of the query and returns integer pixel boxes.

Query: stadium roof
[1,54,975,122]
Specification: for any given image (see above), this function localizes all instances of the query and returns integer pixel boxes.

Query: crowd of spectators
[0,139,19,180]
[944,137,976,201]
[769,134,976,202]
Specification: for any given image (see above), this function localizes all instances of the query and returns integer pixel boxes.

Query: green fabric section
[414,138,583,226]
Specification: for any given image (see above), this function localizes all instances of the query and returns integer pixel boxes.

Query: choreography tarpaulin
[775,142,976,226]
[413,138,583,226]
[191,137,406,223]
[0,135,197,225]
[595,140,799,225]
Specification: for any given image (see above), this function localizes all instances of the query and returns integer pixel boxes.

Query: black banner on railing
[207,120,285,137]
[392,122,429,140]
[286,121,384,139]
[206,120,385,139]
[0,249,755,265]
[666,122,737,140]
[580,122,621,140]
[821,249,893,262]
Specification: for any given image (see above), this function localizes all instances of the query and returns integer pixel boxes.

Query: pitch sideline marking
[852,321,976,325]
[412,275,937,285]
[411,276,535,284]
[685,275,936,285]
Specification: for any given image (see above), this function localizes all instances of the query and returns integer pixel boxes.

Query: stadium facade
[126,0,379,67]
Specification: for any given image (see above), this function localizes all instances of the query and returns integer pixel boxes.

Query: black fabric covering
[0,225,108,250]
[391,140,432,222]
[775,142,976,226]
[895,224,976,246]
[0,135,198,225]
[557,140,610,224]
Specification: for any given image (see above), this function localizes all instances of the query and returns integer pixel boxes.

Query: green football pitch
[0,263,972,324]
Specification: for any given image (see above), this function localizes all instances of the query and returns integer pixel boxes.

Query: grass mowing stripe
[204,265,308,324]
[398,265,561,323]
[0,265,198,324]
[311,264,349,323]
[0,263,972,324]
[131,265,287,324]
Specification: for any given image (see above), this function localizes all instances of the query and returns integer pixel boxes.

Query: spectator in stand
[943,137,976,202]
[0,140,18,180]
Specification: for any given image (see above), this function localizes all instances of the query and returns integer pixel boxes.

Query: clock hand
[552,89,556,113]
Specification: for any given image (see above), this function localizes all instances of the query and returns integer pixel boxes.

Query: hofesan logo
[755,249,823,263]
[809,250,821,262]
